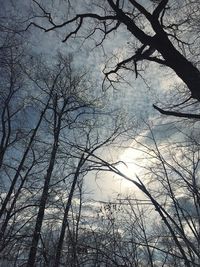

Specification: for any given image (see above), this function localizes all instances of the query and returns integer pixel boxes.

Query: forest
[0,0,200,266]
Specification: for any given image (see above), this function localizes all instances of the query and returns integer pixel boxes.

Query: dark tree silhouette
[29,0,200,118]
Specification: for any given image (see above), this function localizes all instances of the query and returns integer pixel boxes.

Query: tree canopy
[29,0,200,118]
[1,1,200,266]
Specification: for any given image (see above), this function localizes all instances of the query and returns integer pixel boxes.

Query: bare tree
[53,111,126,266]
[125,125,200,266]
[28,0,200,119]
[2,2,200,266]
[26,55,92,266]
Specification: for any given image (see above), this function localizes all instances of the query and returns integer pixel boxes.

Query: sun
[113,145,144,191]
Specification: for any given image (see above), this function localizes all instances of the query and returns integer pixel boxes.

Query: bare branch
[129,0,152,21]
[153,0,169,19]
[153,104,200,119]
[32,0,56,26]
[62,17,83,42]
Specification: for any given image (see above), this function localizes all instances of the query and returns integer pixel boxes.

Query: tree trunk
[26,137,59,267]
[154,34,200,101]
[53,154,85,267]
[0,107,47,222]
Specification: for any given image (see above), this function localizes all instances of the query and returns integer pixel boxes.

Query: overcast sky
[1,0,190,200]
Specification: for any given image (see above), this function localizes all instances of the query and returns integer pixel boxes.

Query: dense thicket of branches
[0,31,125,266]
[29,0,200,118]
[0,1,200,266]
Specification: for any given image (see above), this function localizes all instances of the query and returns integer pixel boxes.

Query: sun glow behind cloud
[114,143,145,191]
[85,142,146,201]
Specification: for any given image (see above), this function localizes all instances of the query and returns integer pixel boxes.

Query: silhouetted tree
[29,0,200,119]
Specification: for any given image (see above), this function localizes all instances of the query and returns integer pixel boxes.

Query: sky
[2,3,200,267]
[1,0,190,200]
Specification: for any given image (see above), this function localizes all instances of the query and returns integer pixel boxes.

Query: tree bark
[26,135,59,267]
[27,102,62,267]
[53,154,85,267]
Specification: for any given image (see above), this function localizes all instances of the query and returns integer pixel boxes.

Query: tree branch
[27,12,117,33]
[153,0,169,19]
[153,104,200,119]
[107,0,154,45]
[129,0,152,21]
[146,56,168,65]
